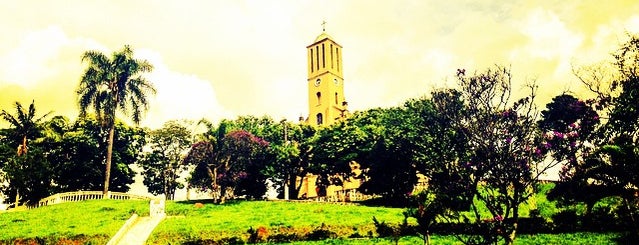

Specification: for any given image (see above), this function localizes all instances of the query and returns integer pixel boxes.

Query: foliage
[429,66,548,245]
[76,44,155,195]
[0,100,51,205]
[185,122,272,202]
[187,116,316,201]
[139,120,192,199]
[0,101,51,151]
[560,33,639,234]
[405,192,446,244]
[0,109,141,204]
[266,121,316,200]
[360,107,420,200]
[311,103,437,201]
[1,147,53,205]
[44,117,141,193]
[309,111,381,197]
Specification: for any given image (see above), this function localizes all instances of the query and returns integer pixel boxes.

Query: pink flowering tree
[184,125,271,203]
[537,94,607,215]
[429,66,554,245]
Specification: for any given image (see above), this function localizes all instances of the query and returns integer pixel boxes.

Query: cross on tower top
[322,20,327,32]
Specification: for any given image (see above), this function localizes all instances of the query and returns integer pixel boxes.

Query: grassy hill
[0,198,624,244]
[0,199,149,244]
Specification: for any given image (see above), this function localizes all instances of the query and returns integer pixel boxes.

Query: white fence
[34,191,151,208]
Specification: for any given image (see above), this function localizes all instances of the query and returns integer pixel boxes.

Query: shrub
[552,209,580,232]
[305,224,337,241]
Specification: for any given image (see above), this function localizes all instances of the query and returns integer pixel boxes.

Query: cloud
[2,1,639,129]
[0,26,229,128]
[136,49,232,128]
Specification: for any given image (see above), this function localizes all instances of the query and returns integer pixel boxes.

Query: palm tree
[0,100,51,206]
[76,45,156,197]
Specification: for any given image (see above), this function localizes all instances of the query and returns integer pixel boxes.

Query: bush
[552,209,580,232]
[182,236,244,245]
[517,217,553,234]
[305,224,338,241]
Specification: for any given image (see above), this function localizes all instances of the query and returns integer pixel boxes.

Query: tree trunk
[103,123,115,198]
[206,166,219,202]
[506,222,517,245]
[14,135,27,207]
[14,190,19,209]
[505,202,519,245]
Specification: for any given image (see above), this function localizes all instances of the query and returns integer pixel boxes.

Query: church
[304,28,349,126]
[297,28,364,201]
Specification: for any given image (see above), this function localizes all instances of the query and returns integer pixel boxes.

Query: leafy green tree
[359,107,419,201]
[2,147,52,205]
[139,120,192,200]
[44,117,141,193]
[268,121,316,199]
[0,101,51,156]
[309,110,384,197]
[0,100,51,206]
[76,45,156,196]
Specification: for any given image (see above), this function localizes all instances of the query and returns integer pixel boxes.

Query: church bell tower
[306,26,348,126]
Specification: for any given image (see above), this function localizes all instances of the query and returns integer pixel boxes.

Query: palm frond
[77,45,155,127]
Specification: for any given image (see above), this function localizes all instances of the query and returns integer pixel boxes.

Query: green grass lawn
[0,197,626,244]
[150,200,410,244]
[0,199,149,244]
[288,233,622,245]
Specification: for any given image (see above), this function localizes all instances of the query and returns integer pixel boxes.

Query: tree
[1,147,52,205]
[430,66,548,244]
[538,94,605,214]
[188,117,316,200]
[358,107,420,201]
[0,101,51,156]
[0,100,51,206]
[76,45,155,196]
[567,33,639,233]
[45,117,141,193]
[185,120,272,203]
[260,119,315,200]
[139,120,192,200]
[309,109,384,198]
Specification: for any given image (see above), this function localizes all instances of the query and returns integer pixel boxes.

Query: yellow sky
[1,0,639,129]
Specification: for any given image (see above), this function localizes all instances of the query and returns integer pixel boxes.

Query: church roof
[314,32,334,42]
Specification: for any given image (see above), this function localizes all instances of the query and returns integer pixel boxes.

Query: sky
[1,0,639,129]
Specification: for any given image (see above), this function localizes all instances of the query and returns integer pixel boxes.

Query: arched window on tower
[310,49,314,72]
[336,47,340,72]
[330,44,334,69]
[316,92,322,105]
[316,46,320,71]
[317,113,323,125]
[335,92,338,105]
[322,43,325,68]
